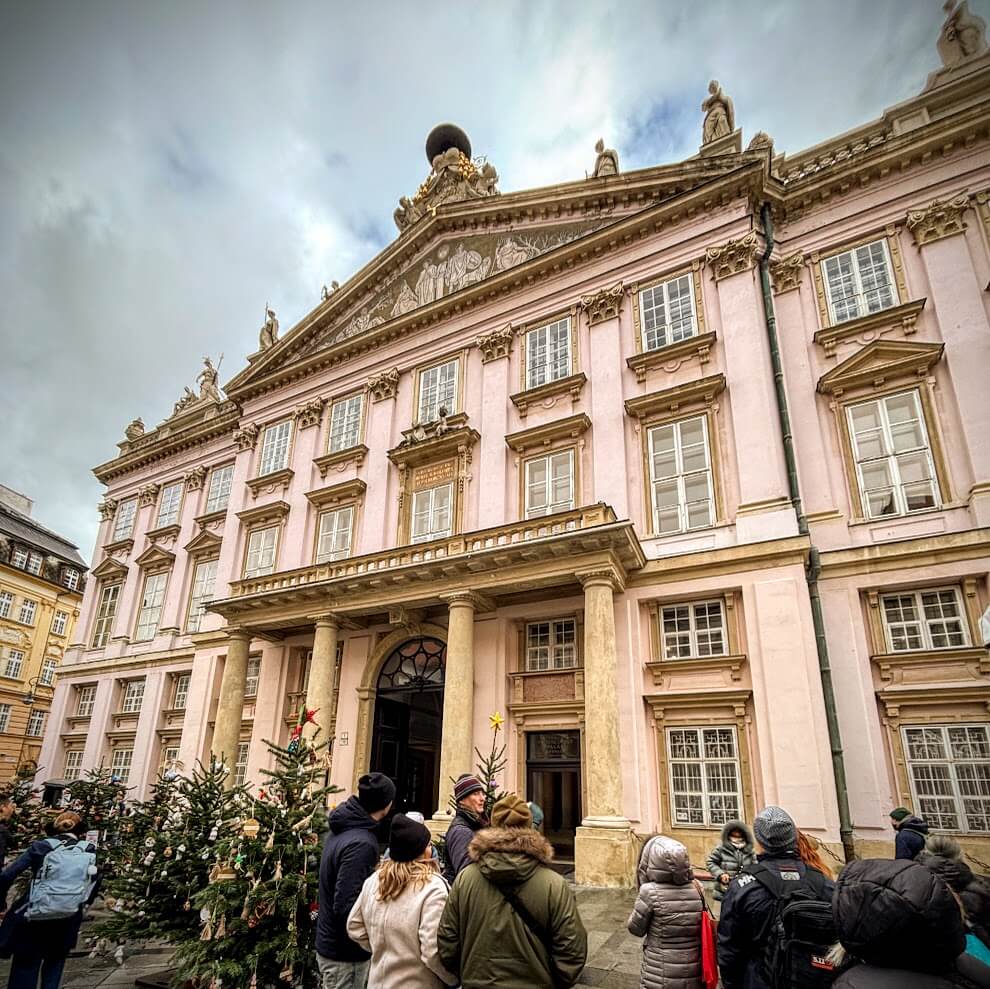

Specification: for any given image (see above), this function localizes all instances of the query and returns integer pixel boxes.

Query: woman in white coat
[347,813,457,989]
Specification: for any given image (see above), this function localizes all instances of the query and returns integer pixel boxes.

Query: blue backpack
[25,836,98,920]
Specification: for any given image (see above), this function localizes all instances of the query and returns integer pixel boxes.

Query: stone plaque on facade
[412,459,456,489]
[527,730,581,763]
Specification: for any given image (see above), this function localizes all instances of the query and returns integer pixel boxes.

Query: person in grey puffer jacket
[705,820,755,901]
[627,835,704,989]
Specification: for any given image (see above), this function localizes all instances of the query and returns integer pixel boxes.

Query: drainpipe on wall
[757,202,856,863]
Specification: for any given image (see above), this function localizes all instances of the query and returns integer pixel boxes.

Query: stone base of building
[575,821,636,887]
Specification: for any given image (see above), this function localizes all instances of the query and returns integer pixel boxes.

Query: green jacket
[437,826,587,989]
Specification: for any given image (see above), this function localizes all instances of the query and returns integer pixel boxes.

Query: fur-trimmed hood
[468,826,554,886]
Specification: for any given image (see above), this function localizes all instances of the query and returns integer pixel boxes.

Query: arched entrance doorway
[369,637,445,817]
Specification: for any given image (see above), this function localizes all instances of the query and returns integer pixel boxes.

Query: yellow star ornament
[489,711,505,733]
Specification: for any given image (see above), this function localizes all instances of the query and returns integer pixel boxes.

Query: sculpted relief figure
[259,306,279,351]
[197,356,222,402]
[592,138,619,177]
[938,0,987,65]
[172,386,198,416]
[702,79,735,144]
[394,195,426,233]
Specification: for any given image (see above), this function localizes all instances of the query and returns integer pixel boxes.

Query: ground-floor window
[110,747,133,783]
[63,750,83,781]
[525,619,577,671]
[234,741,250,786]
[667,725,742,827]
[903,724,990,833]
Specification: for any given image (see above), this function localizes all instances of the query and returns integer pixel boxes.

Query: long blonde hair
[376,857,439,902]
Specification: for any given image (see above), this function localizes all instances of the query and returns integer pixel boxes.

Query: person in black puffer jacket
[889,807,928,860]
[831,858,990,988]
[918,835,990,950]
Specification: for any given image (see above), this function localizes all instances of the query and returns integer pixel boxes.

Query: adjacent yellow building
[0,486,85,781]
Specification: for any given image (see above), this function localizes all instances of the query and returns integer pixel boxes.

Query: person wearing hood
[889,807,928,860]
[831,857,990,988]
[437,792,587,988]
[918,835,990,956]
[316,772,395,989]
[628,834,704,989]
[706,820,755,901]
[442,774,488,883]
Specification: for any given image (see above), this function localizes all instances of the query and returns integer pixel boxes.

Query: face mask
[729,836,746,848]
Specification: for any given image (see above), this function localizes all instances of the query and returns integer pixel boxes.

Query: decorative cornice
[705,232,760,281]
[578,282,625,325]
[97,499,118,522]
[645,653,747,687]
[387,424,480,470]
[813,298,926,358]
[509,372,587,419]
[134,544,176,571]
[816,340,944,395]
[194,509,227,529]
[367,367,400,402]
[245,468,294,500]
[144,523,181,544]
[137,483,161,508]
[305,479,367,509]
[906,193,970,246]
[623,373,726,420]
[313,444,369,479]
[184,529,222,556]
[476,326,515,363]
[625,332,716,384]
[233,422,260,452]
[817,526,990,578]
[183,465,208,491]
[90,557,128,581]
[294,397,326,430]
[102,537,135,557]
[235,501,291,526]
[769,252,804,293]
[505,413,592,454]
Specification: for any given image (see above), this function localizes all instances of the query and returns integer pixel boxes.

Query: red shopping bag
[694,880,719,989]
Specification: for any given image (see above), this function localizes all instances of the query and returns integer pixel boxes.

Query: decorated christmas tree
[65,766,128,835]
[448,711,507,819]
[0,763,55,850]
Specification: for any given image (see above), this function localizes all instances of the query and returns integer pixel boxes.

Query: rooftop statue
[702,79,735,144]
[259,305,279,351]
[124,417,145,441]
[937,0,987,66]
[197,355,222,403]
[172,386,198,416]
[320,281,340,301]
[592,138,619,178]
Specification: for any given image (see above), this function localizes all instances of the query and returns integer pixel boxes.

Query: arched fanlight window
[377,638,446,692]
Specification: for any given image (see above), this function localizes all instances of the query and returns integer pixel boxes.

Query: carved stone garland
[578,282,625,325]
[906,195,970,246]
[475,326,514,363]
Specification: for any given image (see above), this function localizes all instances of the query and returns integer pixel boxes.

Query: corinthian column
[212,627,251,787]
[304,616,340,744]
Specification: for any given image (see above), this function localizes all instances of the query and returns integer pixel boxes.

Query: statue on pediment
[592,138,619,177]
[197,355,222,403]
[702,79,735,144]
[172,387,198,416]
[394,196,426,233]
[124,417,145,441]
[321,281,340,301]
[938,0,987,66]
[259,306,279,351]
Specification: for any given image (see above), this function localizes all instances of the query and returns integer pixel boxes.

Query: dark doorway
[526,730,582,861]
[370,638,445,818]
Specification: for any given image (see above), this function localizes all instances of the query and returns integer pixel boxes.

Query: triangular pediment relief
[184,529,222,556]
[91,556,129,580]
[134,544,176,570]
[817,340,944,395]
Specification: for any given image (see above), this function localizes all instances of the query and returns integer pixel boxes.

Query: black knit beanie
[388,813,432,862]
[357,772,396,814]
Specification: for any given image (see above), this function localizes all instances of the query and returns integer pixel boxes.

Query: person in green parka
[437,792,587,989]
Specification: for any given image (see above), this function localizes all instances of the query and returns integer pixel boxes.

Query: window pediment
[817,340,944,396]
[626,331,717,384]
[236,501,291,526]
[813,298,927,358]
[313,444,368,479]
[505,414,591,454]
[134,544,175,571]
[388,422,479,469]
[624,373,726,421]
[90,557,128,581]
[305,479,367,509]
[510,372,587,419]
[184,529,223,556]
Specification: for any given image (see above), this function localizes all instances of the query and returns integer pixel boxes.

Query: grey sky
[0,0,974,561]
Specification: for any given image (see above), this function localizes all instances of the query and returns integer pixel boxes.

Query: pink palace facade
[41,20,990,884]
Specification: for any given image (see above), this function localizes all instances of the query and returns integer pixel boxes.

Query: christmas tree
[65,766,128,836]
[448,711,507,819]
[0,763,54,851]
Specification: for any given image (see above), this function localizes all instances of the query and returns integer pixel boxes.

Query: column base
[574,822,636,887]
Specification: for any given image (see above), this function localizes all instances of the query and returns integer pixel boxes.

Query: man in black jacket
[316,772,394,989]
[0,797,15,868]
[717,805,835,989]
[890,807,929,860]
[443,773,487,883]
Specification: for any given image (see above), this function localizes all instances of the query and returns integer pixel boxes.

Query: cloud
[0,0,970,557]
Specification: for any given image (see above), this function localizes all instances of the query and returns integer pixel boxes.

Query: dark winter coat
[443,807,485,883]
[627,835,704,989]
[894,815,929,860]
[0,833,100,962]
[918,848,990,949]
[716,852,833,989]
[437,826,588,988]
[832,858,990,989]
[705,820,755,901]
[0,821,10,868]
[316,796,381,962]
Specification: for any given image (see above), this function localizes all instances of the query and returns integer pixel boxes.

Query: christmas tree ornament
[215,914,226,939]
[273,860,283,882]
[163,846,173,858]
[144,837,155,848]
[241,817,261,839]
[264,831,275,851]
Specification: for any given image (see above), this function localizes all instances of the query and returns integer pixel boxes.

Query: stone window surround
[305,479,367,565]
[249,417,296,493]
[515,613,584,674]
[89,578,124,649]
[184,554,220,634]
[629,260,708,356]
[324,390,367,455]
[412,350,466,426]
[237,501,290,580]
[515,305,580,394]
[204,462,236,515]
[132,568,171,643]
[155,479,186,530]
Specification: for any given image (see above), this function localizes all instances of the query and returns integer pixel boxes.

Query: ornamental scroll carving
[578,282,625,325]
[393,149,499,234]
[137,483,160,507]
[233,422,260,452]
[705,232,760,281]
[906,195,970,246]
[98,498,118,522]
[294,397,326,430]
[476,326,514,363]
[183,465,208,491]
[368,367,400,403]
[769,253,804,294]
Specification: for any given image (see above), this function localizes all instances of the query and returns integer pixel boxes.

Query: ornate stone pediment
[817,340,945,395]
[134,544,176,571]
[90,556,129,581]
[185,529,222,556]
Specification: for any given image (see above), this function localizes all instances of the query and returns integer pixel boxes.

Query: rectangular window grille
[524,450,575,519]
[410,484,453,544]
[156,482,183,528]
[134,572,168,641]
[52,611,68,636]
[112,499,138,541]
[648,416,715,534]
[525,318,571,390]
[525,619,578,671]
[40,658,57,686]
[417,360,458,424]
[244,657,261,698]
[328,395,363,452]
[667,726,742,826]
[0,591,11,618]
[3,650,24,679]
[121,679,145,714]
[904,724,990,833]
[205,464,234,514]
[848,390,938,519]
[823,239,897,324]
[661,600,727,659]
[881,587,969,652]
[110,747,133,783]
[26,710,46,737]
[640,274,697,351]
[234,742,250,786]
[172,673,190,710]
[0,704,10,732]
[91,583,121,648]
[17,600,37,626]
[76,685,96,717]
[316,507,354,563]
[186,558,219,633]
[244,527,278,578]
[259,420,293,476]
[63,750,83,781]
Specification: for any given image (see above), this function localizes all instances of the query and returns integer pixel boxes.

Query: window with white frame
[661,601,727,659]
[848,390,938,519]
[881,587,969,652]
[525,317,571,390]
[186,558,219,633]
[17,599,37,626]
[244,526,278,578]
[26,710,46,737]
[417,359,458,424]
[244,657,261,698]
[120,679,145,714]
[63,750,83,781]
[110,747,133,783]
[25,552,42,575]
[63,568,80,591]
[76,685,96,717]
[11,548,27,569]
[823,239,897,324]
[51,610,68,636]
[328,395,363,452]
[524,450,575,519]
[259,419,293,476]
[40,658,57,686]
[205,464,235,514]
[91,583,121,648]
[525,619,578,671]
[904,724,990,832]
[234,741,250,786]
[648,416,715,534]
[640,274,697,351]
[0,704,10,732]
[134,571,169,641]
[160,745,180,772]
[156,481,183,528]
[316,506,354,563]
[112,498,138,541]
[3,650,24,679]
[667,726,742,826]
[0,591,11,618]
[172,673,190,710]
[410,483,452,544]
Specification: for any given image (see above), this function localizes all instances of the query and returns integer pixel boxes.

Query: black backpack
[749,862,838,989]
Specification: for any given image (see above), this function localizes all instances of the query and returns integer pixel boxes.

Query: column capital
[577,566,625,592]
[224,626,251,644]
[705,231,760,281]
[441,590,495,612]
[906,194,970,247]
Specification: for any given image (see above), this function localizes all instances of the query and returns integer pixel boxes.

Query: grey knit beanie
[753,806,797,853]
